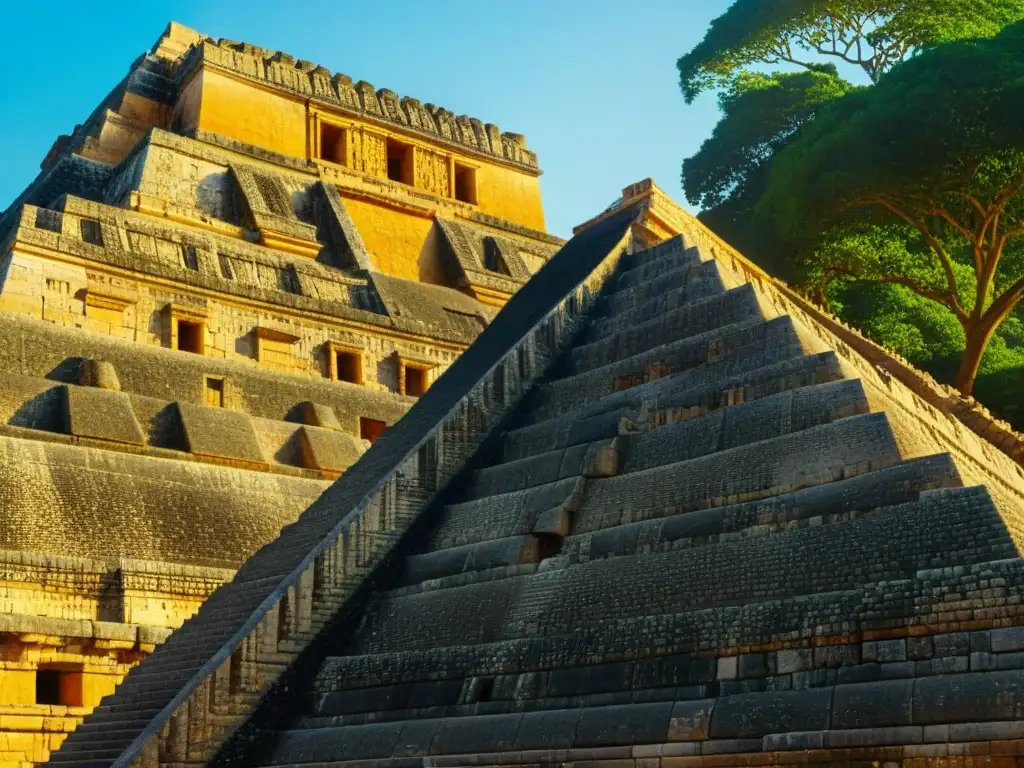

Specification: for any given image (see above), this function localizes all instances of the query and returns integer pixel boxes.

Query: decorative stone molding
[171,34,540,172]
[83,285,138,313]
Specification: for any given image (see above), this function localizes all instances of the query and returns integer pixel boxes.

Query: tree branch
[859,194,969,320]
[981,272,1024,330]
[826,266,965,321]
[974,173,1024,313]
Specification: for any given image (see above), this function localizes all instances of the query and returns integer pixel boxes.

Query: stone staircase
[42,207,637,768]
[228,238,1024,766]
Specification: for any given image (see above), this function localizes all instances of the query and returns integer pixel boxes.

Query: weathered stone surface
[40,150,1024,768]
[177,401,264,462]
[64,385,145,445]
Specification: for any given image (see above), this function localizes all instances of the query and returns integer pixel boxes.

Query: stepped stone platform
[44,183,1024,767]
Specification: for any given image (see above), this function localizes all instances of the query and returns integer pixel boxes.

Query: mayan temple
[0,21,561,766]
[3,18,1024,768]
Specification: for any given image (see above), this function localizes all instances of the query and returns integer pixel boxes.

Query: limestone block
[831,680,913,729]
[432,714,521,755]
[513,709,580,750]
[582,439,619,478]
[176,401,264,463]
[298,426,363,472]
[708,689,832,739]
[864,638,907,663]
[717,656,738,681]
[573,702,673,748]
[298,402,341,430]
[990,626,1024,653]
[532,507,570,537]
[776,649,812,675]
[668,699,714,741]
[77,359,120,391]
[64,386,145,446]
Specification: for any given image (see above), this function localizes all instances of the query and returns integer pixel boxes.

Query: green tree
[679,0,1024,102]
[757,21,1024,395]
[683,65,852,278]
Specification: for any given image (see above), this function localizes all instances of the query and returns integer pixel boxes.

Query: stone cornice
[174,39,540,174]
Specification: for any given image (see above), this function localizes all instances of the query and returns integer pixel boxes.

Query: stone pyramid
[47,182,1024,767]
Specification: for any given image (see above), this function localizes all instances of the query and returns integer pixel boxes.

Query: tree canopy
[756,20,1024,395]
[678,0,1024,103]
[682,65,852,278]
[683,65,852,211]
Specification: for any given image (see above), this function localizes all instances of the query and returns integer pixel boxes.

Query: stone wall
[0,433,324,567]
[0,550,232,766]
[0,313,413,429]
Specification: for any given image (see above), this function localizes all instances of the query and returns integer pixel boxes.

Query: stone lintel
[254,325,302,344]
[164,301,209,323]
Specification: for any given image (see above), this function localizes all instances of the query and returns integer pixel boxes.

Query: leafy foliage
[684,66,852,211]
[683,66,852,279]
[756,21,1024,394]
[827,277,1024,427]
[678,0,1024,102]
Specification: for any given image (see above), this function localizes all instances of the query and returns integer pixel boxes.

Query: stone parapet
[171,33,540,172]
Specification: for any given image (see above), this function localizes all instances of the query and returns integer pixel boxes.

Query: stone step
[615,243,702,291]
[312,537,1020,701]
[461,438,613,501]
[618,378,870,475]
[523,340,810,430]
[423,477,581,553]
[256,668,1024,766]
[531,316,803,423]
[624,234,689,270]
[46,735,139,758]
[574,411,903,533]
[572,284,761,372]
[353,485,1011,656]
[384,446,964,600]
[501,351,843,462]
[424,379,868,555]
[601,259,725,319]
[572,452,961,554]
[396,535,543,588]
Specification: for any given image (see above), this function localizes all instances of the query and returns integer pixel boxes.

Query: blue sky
[0,0,736,237]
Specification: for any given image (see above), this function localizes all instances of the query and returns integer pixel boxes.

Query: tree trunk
[955,322,997,397]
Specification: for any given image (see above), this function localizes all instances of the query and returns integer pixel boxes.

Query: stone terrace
[48,225,1024,767]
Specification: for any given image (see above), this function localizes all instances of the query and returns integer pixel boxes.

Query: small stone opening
[177,321,204,354]
[475,677,494,702]
[360,417,387,444]
[405,365,428,397]
[386,139,413,184]
[204,376,224,408]
[319,123,346,165]
[182,244,199,271]
[279,266,302,295]
[483,238,509,275]
[80,218,103,246]
[36,666,83,707]
[454,163,477,204]
[335,351,361,384]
